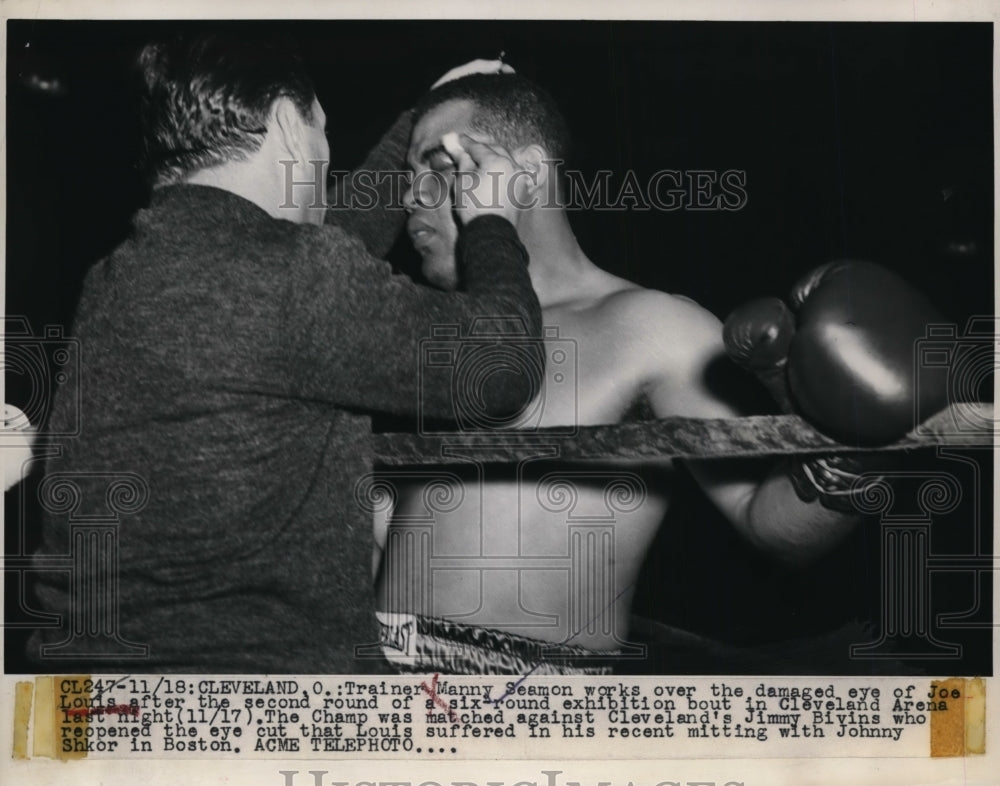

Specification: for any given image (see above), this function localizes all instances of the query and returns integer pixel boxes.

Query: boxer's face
[405,99,482,290]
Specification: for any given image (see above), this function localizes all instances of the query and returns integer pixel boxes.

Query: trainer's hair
[138,33,316,186]
[413,73,571,164]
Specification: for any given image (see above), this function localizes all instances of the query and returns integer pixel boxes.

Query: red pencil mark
[419,673,458,723]
[64,705,139,718]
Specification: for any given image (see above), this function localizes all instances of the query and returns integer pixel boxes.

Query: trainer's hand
[431,58,514,90]
[442,132,523,227]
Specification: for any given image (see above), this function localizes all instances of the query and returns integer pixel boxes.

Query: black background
[5,20,994,674]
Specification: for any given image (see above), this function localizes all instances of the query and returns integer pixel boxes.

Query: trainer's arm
[326,110,412,258]
[285,214,541,422]
[635,293,860,567]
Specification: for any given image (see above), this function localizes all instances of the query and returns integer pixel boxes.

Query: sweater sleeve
[286,215,543,423]
[325,110,412,259]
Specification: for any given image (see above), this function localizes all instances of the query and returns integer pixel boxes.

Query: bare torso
[376,275,699,652]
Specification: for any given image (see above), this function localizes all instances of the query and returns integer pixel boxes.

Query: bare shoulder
[601,285,716,320]
[598,285,725,357]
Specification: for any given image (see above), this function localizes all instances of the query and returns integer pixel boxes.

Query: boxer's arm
[688,456,860,567]
[326,110,412,258]
[632,292,860,566]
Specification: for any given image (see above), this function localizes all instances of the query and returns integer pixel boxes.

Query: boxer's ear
[512,144,551,196]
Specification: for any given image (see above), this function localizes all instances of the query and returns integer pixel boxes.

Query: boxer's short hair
[414,73,571,164]
[139,33,316,186]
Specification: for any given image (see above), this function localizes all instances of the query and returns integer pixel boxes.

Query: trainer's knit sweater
[29,114,540,673]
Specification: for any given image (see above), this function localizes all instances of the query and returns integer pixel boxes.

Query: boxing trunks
[376,611,618,675]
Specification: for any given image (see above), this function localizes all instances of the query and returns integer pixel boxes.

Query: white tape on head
[441,131,465,162]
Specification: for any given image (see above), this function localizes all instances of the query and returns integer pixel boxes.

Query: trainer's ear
[272,96,311,161]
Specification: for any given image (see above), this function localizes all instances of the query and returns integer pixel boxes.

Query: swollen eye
[428,150,456,173]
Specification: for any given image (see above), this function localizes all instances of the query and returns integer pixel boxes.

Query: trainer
[28,35,540,673]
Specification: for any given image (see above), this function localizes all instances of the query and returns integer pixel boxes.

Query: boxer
[374,74,930,675]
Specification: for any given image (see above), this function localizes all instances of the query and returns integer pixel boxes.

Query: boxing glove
[724,261,948,513]
[722,297,796,412]
[787,260,948,445]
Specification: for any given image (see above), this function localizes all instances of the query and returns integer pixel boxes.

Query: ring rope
[372,403,994,465]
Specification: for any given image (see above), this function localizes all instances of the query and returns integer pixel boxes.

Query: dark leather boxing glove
[722,297,796,412]
[787,260,948,445]
[724,260,949,514]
